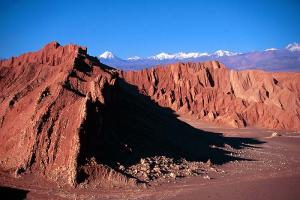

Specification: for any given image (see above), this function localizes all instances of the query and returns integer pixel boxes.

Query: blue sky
[0,0,300,58]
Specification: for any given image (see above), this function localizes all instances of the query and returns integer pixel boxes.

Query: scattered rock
[124,156,207,182]
[203,175,211,180]
[169,172,176,178]
[271,132,281,137]
[206,159,212,167]
[209,167,218,172]
[118,165,125,171]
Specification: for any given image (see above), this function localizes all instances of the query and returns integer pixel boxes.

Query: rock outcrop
[121,61,300,130]
[0,42,131,187]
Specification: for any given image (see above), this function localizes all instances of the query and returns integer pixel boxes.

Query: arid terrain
[1,117,300,200]
[0,42,299,199]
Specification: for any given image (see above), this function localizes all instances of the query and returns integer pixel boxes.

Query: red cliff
[0,42,131,187]
[121,61,300,130]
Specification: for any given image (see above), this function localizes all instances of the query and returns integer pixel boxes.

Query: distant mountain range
[98,43,300,71]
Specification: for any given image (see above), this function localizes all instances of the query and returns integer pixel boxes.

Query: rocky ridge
[0,42,131,187]
[121,61,300,130]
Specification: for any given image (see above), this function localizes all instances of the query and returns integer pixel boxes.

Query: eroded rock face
[121,61,300,130]
[0,42,130,187]
[0,42,299,189]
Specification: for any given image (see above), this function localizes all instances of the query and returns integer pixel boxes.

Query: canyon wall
[121,61,300,130]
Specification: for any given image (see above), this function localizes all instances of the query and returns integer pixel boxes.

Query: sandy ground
[1,115,300,200]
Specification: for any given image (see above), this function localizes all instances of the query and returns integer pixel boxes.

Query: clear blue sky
[0,0,300,58]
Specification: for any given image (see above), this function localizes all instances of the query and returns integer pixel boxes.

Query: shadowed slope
[76,77,264,184]
[0,186,28,200]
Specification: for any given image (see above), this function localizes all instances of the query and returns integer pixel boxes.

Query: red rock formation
[121,61,300,130]
[0,42,299,189]
[0,42,131,187]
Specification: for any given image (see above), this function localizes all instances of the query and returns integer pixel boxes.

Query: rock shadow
[0,186,28,200]
[77,76,265,170]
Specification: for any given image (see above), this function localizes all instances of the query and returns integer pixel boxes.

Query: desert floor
[1,115,300,200]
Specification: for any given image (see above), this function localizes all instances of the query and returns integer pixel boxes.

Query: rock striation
[0,42,131,187]
[121,61,300,130]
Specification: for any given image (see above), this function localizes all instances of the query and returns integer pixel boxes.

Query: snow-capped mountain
[98,43,300,71]
[140,50,238,60]
[264,48,278,51]
[148,52,175,60]
[212,50,239,57]
[99,51,115,59]
[147,52,211,60]
[286,43,300,52]
[128,56,141,60]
